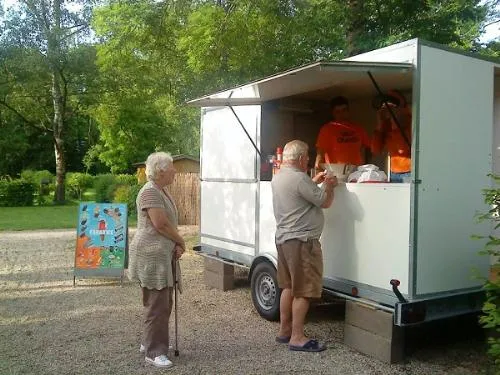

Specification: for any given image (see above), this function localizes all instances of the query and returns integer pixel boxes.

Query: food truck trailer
[189,38,500,328]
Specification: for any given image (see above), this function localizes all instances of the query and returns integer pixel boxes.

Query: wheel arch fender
[249,254,277,281]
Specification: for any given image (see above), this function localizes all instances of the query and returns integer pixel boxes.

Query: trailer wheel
[251,262,280,321]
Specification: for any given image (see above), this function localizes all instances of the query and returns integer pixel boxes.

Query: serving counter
[259,182,411,301]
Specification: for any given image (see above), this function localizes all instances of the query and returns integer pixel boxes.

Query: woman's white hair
[283,140,308,162]
[145,152,173,181]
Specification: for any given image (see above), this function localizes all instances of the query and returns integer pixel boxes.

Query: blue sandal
[289,339,326,352]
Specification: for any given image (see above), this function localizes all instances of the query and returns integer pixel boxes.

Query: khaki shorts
[276,239,323,299]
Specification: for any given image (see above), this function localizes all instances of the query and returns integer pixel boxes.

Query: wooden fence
[168,172,200,225]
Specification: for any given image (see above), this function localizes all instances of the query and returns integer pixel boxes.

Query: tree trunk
[346,0,365,57]
[48,0,66,203]
[53,69,66,203]
[54,134,66,203]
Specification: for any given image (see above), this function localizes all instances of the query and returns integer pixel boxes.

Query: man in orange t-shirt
[315,96,371,171]
[371,90,412,183]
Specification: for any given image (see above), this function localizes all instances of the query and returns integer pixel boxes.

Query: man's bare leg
[288,296,310,346]
[277,288,292,338]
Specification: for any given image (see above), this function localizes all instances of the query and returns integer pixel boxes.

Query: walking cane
[174,260,179,357]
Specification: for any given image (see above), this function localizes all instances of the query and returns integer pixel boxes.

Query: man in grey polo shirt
[272,140,336,352]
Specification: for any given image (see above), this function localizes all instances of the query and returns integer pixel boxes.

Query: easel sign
[74,202,128,286]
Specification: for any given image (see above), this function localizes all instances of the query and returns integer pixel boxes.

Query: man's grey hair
[145,152,173,181]
[283,140,308,162]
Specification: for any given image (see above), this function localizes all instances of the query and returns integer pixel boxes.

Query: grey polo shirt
[271,166,327,245]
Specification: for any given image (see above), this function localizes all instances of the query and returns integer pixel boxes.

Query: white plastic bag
[347,164,388,183]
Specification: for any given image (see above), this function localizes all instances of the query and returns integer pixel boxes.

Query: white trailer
[189,38,500,326]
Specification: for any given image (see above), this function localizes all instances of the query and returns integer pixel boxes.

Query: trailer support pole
[367,71,411,149]
[228,106,264,160]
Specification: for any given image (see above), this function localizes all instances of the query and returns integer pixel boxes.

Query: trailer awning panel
[187,61,413,107]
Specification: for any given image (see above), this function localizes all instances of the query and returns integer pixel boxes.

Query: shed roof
[133,154,199,167]
[172,154,199,163]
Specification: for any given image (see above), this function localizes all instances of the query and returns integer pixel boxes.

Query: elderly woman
[128,151,185,369]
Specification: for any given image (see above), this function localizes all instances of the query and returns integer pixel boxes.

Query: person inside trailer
[314,96,371,172]
[371,90,412,183]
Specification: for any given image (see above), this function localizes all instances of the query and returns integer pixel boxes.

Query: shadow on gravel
[308,300,346,323]
[0,267,73,283]
[405,313,485,354]
[234,268,250,289]
[404,312,489,371]
[72,280,125,288]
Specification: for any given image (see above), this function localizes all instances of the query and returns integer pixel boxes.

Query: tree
[339,0,492,56]
[90,0,494,169]
[0,0,96,202]
[0,110,31,177]
[177,0,493,85]
[177,0,346,93]
[1,0,493,179]
[90,0,494,172]
[90,0,199,171]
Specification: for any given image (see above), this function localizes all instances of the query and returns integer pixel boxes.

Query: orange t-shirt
[372,124,412,173]
[315,121,371,165]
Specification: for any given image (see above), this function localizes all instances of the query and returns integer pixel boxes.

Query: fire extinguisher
[276,147,283,167]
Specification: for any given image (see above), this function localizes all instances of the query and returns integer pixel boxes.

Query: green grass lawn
[0,205,137,231]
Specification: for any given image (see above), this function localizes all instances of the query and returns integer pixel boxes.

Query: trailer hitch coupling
[390,279,407,303]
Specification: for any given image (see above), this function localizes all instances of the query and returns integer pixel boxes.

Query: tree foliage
[0,0,98,201]
[341,0,491,55]
[90,0,199,171]
[475,175,500,372]
[0,0,498,175]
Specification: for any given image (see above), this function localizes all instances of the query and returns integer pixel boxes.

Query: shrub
[21,169,54,185]
[34,170,54,185]
[94,173,139,204]
[21,170,55,199]
[477,175,500,372]
[94,174,117,203]
[0,179,36,207]
[115,174,137,186]
[20,169,36,183]
[112,174,140,217]
[66,173,94,200]
[113,184,141,217]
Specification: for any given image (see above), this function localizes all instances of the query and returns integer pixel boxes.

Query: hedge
[0,179,36,207]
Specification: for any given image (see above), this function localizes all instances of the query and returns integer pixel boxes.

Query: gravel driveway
[0,227,489,375]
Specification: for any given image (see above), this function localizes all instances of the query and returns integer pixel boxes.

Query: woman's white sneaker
[145,355,173,368]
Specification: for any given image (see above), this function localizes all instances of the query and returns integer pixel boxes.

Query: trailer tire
[251,262,280,321]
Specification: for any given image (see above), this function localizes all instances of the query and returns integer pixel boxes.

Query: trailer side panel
[414,46,492,296]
